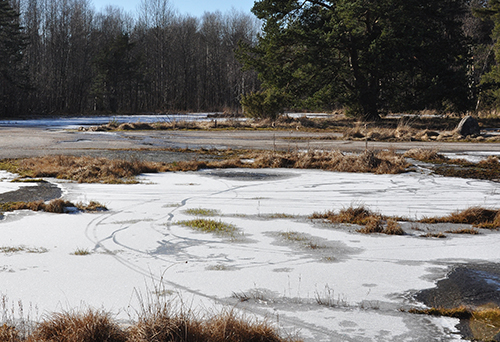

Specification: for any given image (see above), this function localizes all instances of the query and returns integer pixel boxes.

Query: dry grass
[0,324,20,342]
[407,305,472,319]
[311,206,406,235]
[28,309,127,342]
[244,150,409,174]
[76,201,108,212]
[312,205,378,225]
[80,115,351,132]
[420,207,500,228]
[403,149,448,163]
[444,228,480,235]
[0,293,298,342]
[0,150,410,185]
[0,199,107,214]
[384,219,405,235]
[420,232,447,238]
[408,305,500,341]
[356,216,384,234]
[13,156,165,184]
[72,248,91,256]
[128,306,293,342]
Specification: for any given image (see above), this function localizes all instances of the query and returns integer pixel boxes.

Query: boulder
[456,116,480,136]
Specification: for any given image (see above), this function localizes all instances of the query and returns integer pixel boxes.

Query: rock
[456,116,480,136]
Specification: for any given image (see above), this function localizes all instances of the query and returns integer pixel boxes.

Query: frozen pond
[0,113,332,129]
[0,113,219,129]
[1,168,499,341]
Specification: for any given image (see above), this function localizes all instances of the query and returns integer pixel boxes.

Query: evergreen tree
[474,0,500,109]
[0,0,27,116]
[92,33,142,113]
[239,0,472,120]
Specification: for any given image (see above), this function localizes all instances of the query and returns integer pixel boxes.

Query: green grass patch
[176,219,238,237]
[184,208,221,216]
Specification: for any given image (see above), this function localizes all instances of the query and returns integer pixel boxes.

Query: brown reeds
[16,155,166,183]
[0,199,107,214]
[0,324,20,342]
[403,149,448,163]
[420,207,500,228]
[407,306,472,319]
[310,205,406,235]
[28,309,127,342]
[2,150,410,184]
[0,306,298,342]
[128,308,287,342]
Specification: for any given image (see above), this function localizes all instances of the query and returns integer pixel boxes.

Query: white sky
[91,0,256,17]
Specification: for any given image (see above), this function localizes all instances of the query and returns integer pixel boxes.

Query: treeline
[238,0,500,120]
[1,0,260,117]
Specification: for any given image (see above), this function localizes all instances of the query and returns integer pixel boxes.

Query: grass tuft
[30,309,127,342]
[312,205,405,235]
[384,219,405,235]
[176,219,238,237]
[184,208,220,216]
[356,216,384,234]
[75,201,108,212]
[72,248,91,256]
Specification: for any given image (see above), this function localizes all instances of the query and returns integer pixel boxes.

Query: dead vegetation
[78,115,353,132]
[408,305,500,342]
[0,199,107,214]
[310,205,405,235]
[404,149,500,182]
[343,122,472,142]
[4,148,500,184]
[9,155,165,184]
[312,205,500,235]
[0,150,410,184]
[419,206,500,229]
[0,306,298,342]
[78,114,500,141]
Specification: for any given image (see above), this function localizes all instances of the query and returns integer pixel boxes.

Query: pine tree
[239,0,472,120]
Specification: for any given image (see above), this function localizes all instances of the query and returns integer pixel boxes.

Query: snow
[1,168,500,341]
